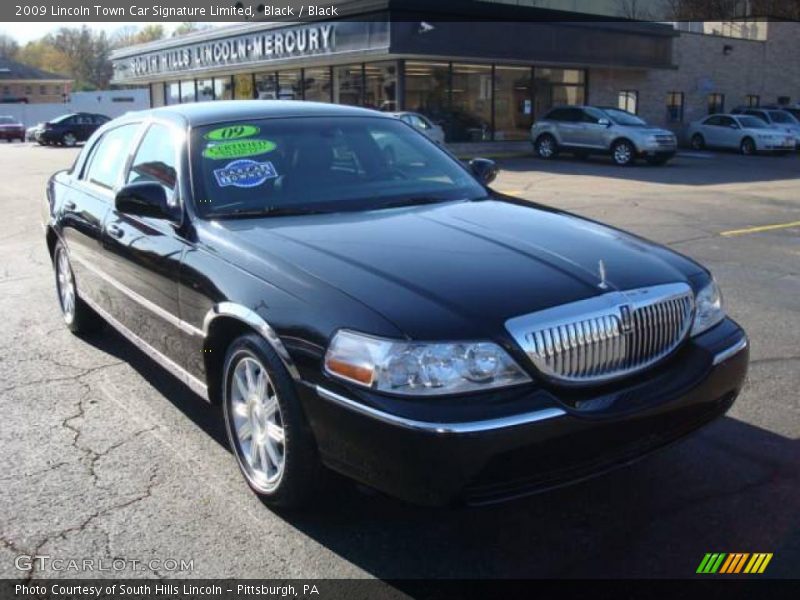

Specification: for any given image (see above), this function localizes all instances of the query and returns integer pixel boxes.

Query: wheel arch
[202,303,301,405]
[610,136,637,152]
[46,226,59,261]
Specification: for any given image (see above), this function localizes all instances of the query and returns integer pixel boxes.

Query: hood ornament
[597,260,609,290]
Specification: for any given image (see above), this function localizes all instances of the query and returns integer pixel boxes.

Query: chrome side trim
[70,254,203,337]
[712,337,748,366]
[203,302,301,381]
[79,292,209,401]
[315,385,566,435]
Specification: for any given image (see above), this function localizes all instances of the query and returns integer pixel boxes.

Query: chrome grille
[506,283,694,384]
[654,134,677,146]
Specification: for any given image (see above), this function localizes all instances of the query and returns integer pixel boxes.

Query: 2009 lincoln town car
[44,102,749,507]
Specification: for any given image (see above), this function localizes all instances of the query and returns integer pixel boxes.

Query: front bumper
[299,318,748,506]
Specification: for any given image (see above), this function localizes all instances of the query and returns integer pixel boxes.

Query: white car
[390,112,446,145]
[687,114,795,155]
[732,107,800,148]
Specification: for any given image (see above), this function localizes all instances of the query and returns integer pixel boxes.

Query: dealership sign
[118,24,338,80]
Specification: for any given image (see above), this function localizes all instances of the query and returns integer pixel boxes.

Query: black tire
[646,156,671,166]
[691,134,705,150]
[53,241,103,334]
[611,139,635,166]
[222,333,322,509]
[740,137,756,156]
[61,132,78,147]
[534,134,559,160]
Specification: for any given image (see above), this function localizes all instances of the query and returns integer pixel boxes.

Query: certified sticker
[205,124,260,141]
[203,139,276,160]
[213,159,278,188]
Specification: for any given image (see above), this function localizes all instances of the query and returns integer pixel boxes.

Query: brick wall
[588,22,800,134]
[0,81,72,104]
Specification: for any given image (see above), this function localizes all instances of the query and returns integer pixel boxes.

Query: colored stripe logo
[697,553,773,574]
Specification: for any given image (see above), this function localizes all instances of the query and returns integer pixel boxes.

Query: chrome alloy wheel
[55,247,76,324]
[537,136,555,158]
[228,356,286,492]
[613,141,633,165]
[62,132,77,147]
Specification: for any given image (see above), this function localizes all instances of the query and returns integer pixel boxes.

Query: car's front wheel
[740,137,756,156]
[611,139,635,166]
[534,134,559,160]
[222,333,322,508]
[53,241,102,334]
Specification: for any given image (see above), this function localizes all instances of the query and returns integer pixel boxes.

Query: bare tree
[0,33,19,59]
[616,0,651,19]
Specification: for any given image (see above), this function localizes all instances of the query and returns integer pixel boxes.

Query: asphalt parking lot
[0,143,797,581]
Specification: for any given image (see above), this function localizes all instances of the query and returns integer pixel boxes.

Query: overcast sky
[1,22,206,44]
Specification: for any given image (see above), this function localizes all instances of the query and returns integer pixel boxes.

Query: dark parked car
[44,101,748,507]
[0,115,25,142]
[37,112,110,147]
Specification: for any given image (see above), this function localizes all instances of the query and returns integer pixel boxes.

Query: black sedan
[37,112,110,147]
[44,101,748,507]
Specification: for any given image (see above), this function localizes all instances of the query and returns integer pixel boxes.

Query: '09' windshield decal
[203,139,277,160]
[213,159,278,188]
[204,125,260,141]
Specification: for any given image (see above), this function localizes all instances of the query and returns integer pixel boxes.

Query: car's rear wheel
[53,241,102,334]
[534,134,559,160]
[222,333,322,508]
[611,139,635,166]
[740,137,756,155]
[61,132,77,147]
[691,134,705,150]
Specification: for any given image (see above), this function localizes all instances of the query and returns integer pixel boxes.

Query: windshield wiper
[380,196,464,210]
[207,206,323,219]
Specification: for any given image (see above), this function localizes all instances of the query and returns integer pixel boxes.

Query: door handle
[64,201,76,210]
[107,224,124,239]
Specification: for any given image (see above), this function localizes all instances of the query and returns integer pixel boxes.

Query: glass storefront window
[532,67,586,120]
[303,67,331,103]
[494,66,532,141]
[536,68,585,85]
[550,85,585,107]
[151,82,165,107]
[197,79,214,102]
[180,80,195,103]
[334,64,363,106]
[404,61,450,135]
[450,63,492,142]
[166,82,180,105]
[234,74,254,100]
[213,77,233,101]
[279,70,303,100]
[364,61,397,111]
[255,72,278,99]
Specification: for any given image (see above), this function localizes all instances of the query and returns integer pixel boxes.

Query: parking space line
[720,220,800,237]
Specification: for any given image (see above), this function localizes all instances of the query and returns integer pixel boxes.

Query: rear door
[61,123,141,311]
[550,108,583,145]
[715,116,740,149]
[100,120,195,363]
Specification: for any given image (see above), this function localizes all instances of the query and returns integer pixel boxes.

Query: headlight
[324,330,531,395]
[691,279,725,336]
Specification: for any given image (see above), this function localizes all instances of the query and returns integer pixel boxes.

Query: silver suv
[531,106,678,166]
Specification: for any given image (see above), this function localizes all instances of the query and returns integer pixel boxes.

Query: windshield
[601,108,647,127]
[192,116,486,218]
[768,110,797,124]
[51,114,76,123]
[737,116,768,129]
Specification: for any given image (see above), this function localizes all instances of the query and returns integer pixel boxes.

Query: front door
[100,121,195,362]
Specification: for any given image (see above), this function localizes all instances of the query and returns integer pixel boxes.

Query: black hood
[210,199,704,341]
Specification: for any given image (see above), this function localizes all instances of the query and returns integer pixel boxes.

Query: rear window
[191,116,485,218]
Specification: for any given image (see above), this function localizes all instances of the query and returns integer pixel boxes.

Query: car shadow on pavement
[497,152,800,187]
[283,417,799,581]
[81,327,799,580]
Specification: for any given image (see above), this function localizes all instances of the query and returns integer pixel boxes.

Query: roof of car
[136,100,390,127]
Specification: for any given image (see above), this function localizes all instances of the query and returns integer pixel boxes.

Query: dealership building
[110,0,800,146]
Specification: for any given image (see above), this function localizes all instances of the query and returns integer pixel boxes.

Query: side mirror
[469,158,498,185]
[115,182,171,219]
[598,118,611,127]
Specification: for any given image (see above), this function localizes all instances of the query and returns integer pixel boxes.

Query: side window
[564,109,584,123]
[582,108,604,123]
[83,124,140,190]
[545,109,565,122]
[126,123,179,200]
[719,116,735,127]
[705,116,722,127]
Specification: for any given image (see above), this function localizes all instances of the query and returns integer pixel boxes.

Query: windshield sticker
[203,139,277,160]
[213,159,278,188]
[205,125,260,141]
